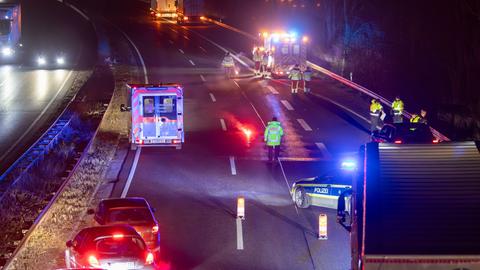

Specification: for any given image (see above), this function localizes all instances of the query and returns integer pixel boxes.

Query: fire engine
[255,31,309,77]
[128,84,184,149]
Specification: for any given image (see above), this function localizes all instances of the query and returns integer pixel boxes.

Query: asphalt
[0,0,96,173]
[100,1,371,269]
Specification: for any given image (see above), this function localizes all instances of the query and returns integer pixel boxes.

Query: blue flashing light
[341,160,357,171]
[289,31,298,37]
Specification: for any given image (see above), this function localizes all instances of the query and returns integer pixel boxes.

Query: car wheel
[294,187,310,208]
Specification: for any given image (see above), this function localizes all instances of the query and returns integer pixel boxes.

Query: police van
[128,84,184,149]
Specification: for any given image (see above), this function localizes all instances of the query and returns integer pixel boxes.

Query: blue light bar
[341,160,357,171]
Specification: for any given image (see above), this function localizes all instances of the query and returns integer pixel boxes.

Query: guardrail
[0,115,72,184]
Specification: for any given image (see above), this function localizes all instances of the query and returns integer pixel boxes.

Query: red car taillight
[394,140,402,144]
[432,139,439,143]
[152,225,159,234]
[146,252,154,265]
[88,255,100,267]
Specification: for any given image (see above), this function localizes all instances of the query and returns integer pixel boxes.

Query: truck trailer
[0,1,21,61]
[150,0,177,18]
[337,141,480,270]
[129,84,184,149]
[176,0,206,24]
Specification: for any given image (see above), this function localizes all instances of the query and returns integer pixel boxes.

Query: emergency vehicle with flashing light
[254,31,308,77]
[128,84,184,150]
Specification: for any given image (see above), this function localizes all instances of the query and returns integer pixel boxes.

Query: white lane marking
[200,75,206,82]
[169,40,174,44]
[64,2,90,21]
[236,218,244,250]
[199,46,207,53]
[233,80,241,89]
[118,29,149,84]
[209,93,216,102]
[220,118,227,131]
[266,85,279,94]
[249,102,265,127]
[178,49,185,54]
[229,156,237,175]
[183,35,190,40]
[281,100,294,111]
[315,142,332,159]
[297,118,313,131]
[0,70,74,162]
[121,147,142,198]
[171,28,178,33]
[189,60,195,66]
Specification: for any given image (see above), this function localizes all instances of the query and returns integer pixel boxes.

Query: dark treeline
[207,0,480,139]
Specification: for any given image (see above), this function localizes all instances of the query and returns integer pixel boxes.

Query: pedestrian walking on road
[370,99,384,132]
[264,117,284,162]
[302,66,313,93]
[288,64,301,93]
[391,96,404,123]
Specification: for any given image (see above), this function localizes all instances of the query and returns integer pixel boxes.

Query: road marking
[297,118,313,131]
[281,100,294,111]
[209,93,216,102]
[169,40,174,44]
[183,35,190,40]
[233,80,241,89]
[199,46,207,53]
[121,147,142,198]
[249,102,266,127]
[220,118,227,131]
[229,156,237,175]
[236,218,244,250]
[170,28,178,33]
[315,143,332,159]
[266,85,279,94]
[118,28,149,84]
[189,60,195,66]
[200,75,206,82]
[178,48,185,54]
[0,70,74,162]
[64,2,90,21]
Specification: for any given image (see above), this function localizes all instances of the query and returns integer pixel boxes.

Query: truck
[176,0,206,24]
[337,141,480,270]
[0,1,21,60]
[128,84,184,149]
[255,31,308,77]
[150,0,177,19]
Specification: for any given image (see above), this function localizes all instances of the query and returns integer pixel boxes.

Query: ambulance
[129,84,184,149]
[255,31,309,77]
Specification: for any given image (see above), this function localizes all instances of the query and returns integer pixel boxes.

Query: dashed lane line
[209,93,216,102]
[183,35,190,40]
[189,60,196,66]
[233,80,241,89]
[200,75,206,82]
[168,40,174,44]
[220,118,227,131]
[297,118,313,131]
[236,218,244,250]
[281,100,294,111]
[178,49,185,54]
[229,156,237,175]
[199,46,207,53]
[315,142,332,160]
[266,85,279,94]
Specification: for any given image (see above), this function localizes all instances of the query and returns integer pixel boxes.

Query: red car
[89,198,160,258]
[65,225,156,269]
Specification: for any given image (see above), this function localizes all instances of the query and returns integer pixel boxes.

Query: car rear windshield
[107,208,152,223]
[95,236,146,257]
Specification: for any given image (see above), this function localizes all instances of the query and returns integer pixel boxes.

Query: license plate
[145,139,171,144]
[109,262,134,269]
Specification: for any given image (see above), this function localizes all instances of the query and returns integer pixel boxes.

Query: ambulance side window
[293,45,300,55]
[143,97,155,117]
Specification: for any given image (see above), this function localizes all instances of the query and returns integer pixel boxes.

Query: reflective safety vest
[264,121,284,146]
[289,68,301,81]
[222,56,234,67]
[370,102,383,116]
[253,50,263,62]
[303,70,313,81]
[410,114,427,124]
[392,99,404,114]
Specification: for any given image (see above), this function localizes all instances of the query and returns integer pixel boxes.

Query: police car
[290,167,354,209]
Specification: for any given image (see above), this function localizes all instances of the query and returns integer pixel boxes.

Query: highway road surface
[0,0,96,173]
[76,0,371,269]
